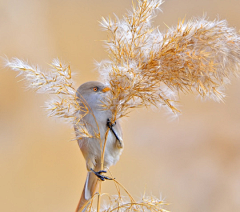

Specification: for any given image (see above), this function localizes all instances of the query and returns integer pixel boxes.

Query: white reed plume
[5,57,93,138]
[98,0,240,122]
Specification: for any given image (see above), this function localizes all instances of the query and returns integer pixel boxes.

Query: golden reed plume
[98,0,240,123]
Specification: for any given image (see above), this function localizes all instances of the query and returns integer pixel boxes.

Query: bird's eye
[93,87,98,92]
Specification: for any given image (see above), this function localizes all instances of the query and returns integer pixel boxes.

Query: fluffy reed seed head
[99,194,168,212]
[5,58,94,138]
[81,189,169,212]
[98,0,240,122]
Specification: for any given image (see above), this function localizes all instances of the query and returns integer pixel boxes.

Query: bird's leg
[107,119,119,141]
[90,168,113,181]
[107,119,123,148]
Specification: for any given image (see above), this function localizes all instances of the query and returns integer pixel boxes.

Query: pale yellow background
[1,0,240,211]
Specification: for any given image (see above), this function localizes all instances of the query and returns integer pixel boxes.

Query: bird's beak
[102,87,111,93]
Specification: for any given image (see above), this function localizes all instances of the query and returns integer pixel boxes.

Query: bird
[74,81,124,212]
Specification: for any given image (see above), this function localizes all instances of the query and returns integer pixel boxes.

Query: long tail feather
[75,171,99,212]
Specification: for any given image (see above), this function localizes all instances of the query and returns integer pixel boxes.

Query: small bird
[74,81,124,212]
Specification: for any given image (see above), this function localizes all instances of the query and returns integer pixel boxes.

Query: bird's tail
[75,171,99,212]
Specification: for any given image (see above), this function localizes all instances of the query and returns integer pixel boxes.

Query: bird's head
[76,81,111,109]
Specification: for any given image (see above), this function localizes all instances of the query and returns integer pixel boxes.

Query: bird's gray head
[76,81,111,109]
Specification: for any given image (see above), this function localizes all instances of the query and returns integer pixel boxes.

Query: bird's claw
[107,118,116,128]
[90,169,113,181]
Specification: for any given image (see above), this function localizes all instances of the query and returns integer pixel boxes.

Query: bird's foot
[107,118,116,128]
[90,168,113,181]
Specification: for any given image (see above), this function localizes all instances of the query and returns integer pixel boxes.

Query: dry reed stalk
[5,0,240,211]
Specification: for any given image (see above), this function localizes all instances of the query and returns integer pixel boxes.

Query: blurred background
[1,0,240,211]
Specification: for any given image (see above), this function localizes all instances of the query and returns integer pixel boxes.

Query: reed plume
[5,0,240,211]
[5,58,94,139]
[98,0,240,123]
